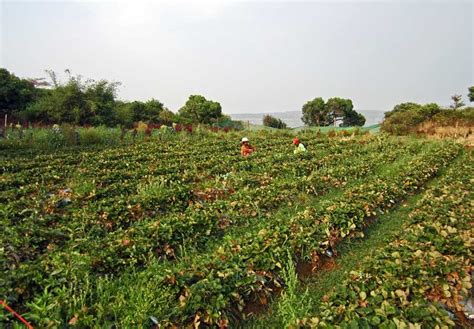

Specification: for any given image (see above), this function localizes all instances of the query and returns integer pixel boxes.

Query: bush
[78,126,121,146]
[79,128,103,145]
[431,108,474,126]
[381,103,441,135]
[61,124,78,145]
[382,102,474,135]
[381,110,425,135]
[263,115,288,129]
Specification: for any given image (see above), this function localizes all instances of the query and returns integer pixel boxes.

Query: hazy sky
[1,0,473,113]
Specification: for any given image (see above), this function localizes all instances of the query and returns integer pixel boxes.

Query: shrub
[431,108,474,126]
[61,124,78,145]
[381,103,441,135]
[78,126,120,146]
[79,128,103,145]
[263,114,288,129]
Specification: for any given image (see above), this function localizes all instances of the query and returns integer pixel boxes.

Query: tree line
[14,67,468,131]
[0,68,226,128]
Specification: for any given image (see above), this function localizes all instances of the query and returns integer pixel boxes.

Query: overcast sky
[1,0,473,113]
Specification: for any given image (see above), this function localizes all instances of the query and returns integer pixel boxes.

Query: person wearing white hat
[240,137,255,157]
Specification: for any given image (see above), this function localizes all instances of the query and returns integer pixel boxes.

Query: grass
[242,155,454,328]
[275,251,313,328]
[245,123,381,134]
[416,122,474,146]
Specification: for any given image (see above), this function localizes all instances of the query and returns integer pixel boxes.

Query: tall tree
[124,99,165,123]
[0,68,38,117]
[25,70,120,125]
[301,97,328,126]
[341,110,366,127]
[326,98,353,126]
[450,94,465,110]
[85,79,121,125]
[468,86,474,102]
[29,76,88,124]
[115,101,135,129]
[143,99,165,121]
[302,97,365,127]
[178,95,222,124]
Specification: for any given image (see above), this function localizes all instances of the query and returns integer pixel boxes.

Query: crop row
[2,135,308,230]
[2,134,337,207]
[21,140,461,327]
[0,136,370,304]
[2,136,395,309]
[82,137,424,274]
[297,151,473,328]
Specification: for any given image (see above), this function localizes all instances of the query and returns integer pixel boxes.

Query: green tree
[326,98,354,126]
[0,68,38,117]
[85,80,121,125]
[114,101,135,129]
[384,102,422,119]
[302,97,365,127]
[126,101,145,123]
[341,110,366,127]
[301,97,329,126]
[262,114,287,129]
[124,100,164,123]
[25,70,121,125]
[27,76,87,124]
[450,94,465,110]
[178,95,222,124]
[143,99,165,121]
[468,86,474,102]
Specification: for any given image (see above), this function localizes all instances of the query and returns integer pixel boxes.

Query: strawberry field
[294,152,473,328]
[1,131,471,328]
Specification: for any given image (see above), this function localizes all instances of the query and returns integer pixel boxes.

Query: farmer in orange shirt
[240,137,255,157]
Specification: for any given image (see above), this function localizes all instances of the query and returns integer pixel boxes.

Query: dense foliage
[178,95,223,124]
[0,68,38,116]
[381,102,474,135]
[1,131,467,327]
[301,97,365,127]
[24,75,121,125]
[262,114,287,129]
[0,68,235,128]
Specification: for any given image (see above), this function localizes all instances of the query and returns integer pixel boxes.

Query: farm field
[1,131,472,328]
[297,151,473,328]
[246,151,473,328]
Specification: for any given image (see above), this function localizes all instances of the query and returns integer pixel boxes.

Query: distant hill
[230,110,386,128]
